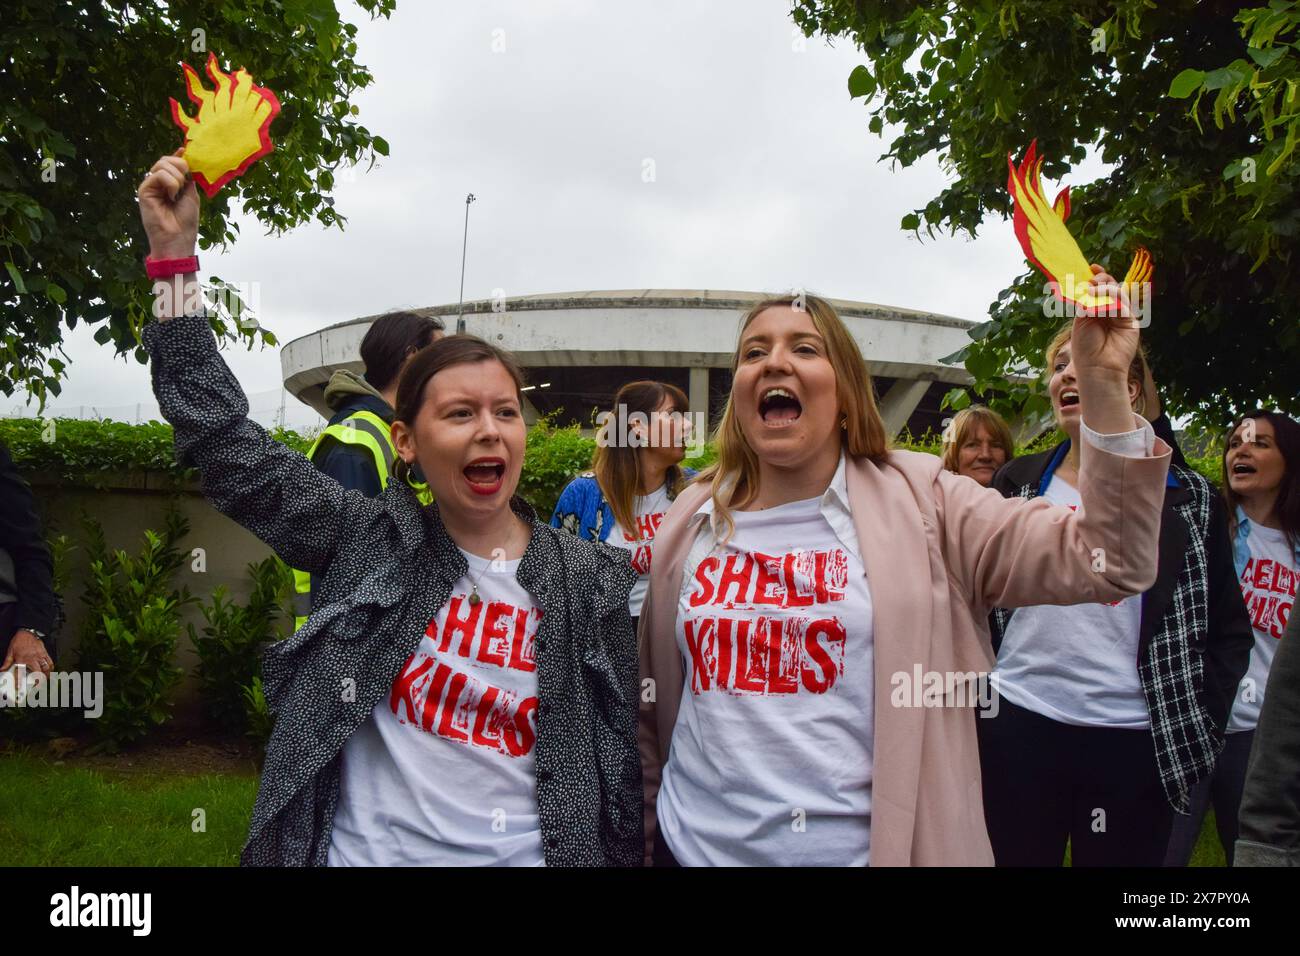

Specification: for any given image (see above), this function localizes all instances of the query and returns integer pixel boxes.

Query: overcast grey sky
[26,0,1054,426]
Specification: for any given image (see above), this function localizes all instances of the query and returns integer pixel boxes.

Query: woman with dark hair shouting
[639,283,1173,867]
[136,152,641,866]
[1166,410,1299,865]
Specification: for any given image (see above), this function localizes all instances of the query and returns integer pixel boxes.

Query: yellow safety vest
[291,409,431,630]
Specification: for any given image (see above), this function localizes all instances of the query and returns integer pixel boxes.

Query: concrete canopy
[281,290,977,437]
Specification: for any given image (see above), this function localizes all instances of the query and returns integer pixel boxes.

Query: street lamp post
[456,193,476,333]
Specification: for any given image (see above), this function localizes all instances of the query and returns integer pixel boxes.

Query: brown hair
[391,334,526,482]
[941,405,1015,474]
[1044,323,1151,417]
[699,293,889,537]
[593,380,690,540]
[1222,410,1300,554]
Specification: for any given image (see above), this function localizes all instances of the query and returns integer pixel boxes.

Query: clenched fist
[137,149,199,260]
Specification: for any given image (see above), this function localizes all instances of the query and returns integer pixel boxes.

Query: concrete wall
[25,472,279,731]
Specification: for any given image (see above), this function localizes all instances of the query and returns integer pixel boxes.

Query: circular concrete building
[280,290,975,438]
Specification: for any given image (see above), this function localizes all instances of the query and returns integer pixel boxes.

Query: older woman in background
[941,406,1015,487]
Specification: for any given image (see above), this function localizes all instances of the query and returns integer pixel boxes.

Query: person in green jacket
[292,311,443,627]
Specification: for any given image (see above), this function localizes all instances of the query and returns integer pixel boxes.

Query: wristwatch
[18,627,48,642]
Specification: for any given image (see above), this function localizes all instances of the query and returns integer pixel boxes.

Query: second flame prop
[1006,140,1152,316]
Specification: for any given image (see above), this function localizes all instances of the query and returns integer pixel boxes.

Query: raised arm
[940,266,1171,610]
[938,422,1169,611]
[137,152,372,574]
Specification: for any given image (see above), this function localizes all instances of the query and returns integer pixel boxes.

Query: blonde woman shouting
[638,285,1170,866]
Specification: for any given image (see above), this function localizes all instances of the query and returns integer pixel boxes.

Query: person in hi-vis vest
[292,311,443,629]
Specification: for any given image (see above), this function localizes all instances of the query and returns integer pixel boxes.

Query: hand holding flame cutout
[1007,139,1153,317]
[170,52,281,198]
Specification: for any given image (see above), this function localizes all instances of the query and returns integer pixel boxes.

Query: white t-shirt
[327,550,545,866]
[657,491,875,866]
[993,475,1150,728]
[1228,523,1297,733]
[604,483,672,619]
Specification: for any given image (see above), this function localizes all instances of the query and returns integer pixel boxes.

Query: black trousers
[977,695,1175,866]
[652,827,681,867]
[1163,728,1255,867]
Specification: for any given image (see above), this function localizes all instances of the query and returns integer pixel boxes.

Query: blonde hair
[941,405,1015,473]
[698,293,889,537]
[1044,323,1151,417]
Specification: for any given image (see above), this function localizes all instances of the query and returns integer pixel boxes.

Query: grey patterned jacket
[143,314,643,866]
[989,439,1253,813]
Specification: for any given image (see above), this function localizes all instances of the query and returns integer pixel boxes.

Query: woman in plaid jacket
[980,324,1253,866]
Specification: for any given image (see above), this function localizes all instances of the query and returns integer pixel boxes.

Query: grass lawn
[1186,813,1228,867]
[0,750,257,866]
[1063,814,1226,867]
[0,746,1228,866]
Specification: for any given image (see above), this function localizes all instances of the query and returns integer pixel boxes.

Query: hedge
[0,416,1223,518]
[0,417,310,485]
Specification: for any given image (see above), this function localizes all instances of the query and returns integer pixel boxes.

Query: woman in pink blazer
[637,282,1172,866]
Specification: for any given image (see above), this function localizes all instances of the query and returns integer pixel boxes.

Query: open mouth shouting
[758,387,803,428]
[1058,388,1080,412]
[1230,460,1257,480]
[463,457,507,496]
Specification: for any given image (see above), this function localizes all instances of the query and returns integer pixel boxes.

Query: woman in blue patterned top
[552,380,696,625]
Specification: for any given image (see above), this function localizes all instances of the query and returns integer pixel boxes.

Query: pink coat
[637,436,1172,866]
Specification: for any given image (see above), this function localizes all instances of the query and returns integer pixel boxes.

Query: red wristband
[145,255,199,279]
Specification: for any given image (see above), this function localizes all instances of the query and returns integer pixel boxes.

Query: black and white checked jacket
[989,437,1253,813]
[143,314,643,865]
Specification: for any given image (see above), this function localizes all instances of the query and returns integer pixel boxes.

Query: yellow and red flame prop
[170,53,280,198]
[1007,140,1152,315]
